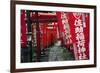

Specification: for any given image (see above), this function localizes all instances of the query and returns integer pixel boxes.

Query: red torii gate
[21,10,58,62]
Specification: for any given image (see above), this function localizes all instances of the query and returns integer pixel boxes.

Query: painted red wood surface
[21,11,90,60]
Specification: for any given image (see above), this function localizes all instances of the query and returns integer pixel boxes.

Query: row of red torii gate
[21,10,90,62]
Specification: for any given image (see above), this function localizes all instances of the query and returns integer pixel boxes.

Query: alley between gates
[21,10,90,63]
[40,42,74,62]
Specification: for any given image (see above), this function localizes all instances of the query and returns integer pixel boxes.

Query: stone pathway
[48,46,64,61]
[40,45,74,62]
